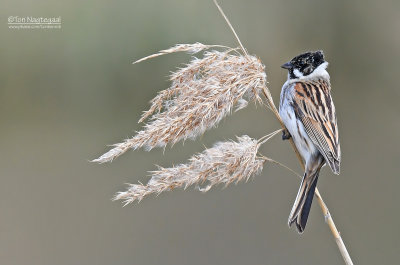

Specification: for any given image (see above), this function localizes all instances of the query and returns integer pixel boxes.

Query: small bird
[279,51,341,233]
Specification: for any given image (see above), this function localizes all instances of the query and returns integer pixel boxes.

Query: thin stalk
[212,0,248,56]
[258,155,302,179]
[261,86,354,265]
[314,190,354,265]
[258,128,282,145]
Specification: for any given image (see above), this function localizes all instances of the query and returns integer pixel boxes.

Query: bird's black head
[281,51,326,79]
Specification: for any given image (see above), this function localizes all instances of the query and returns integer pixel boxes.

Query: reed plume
[114,135,271,205]
[93,45,266,163]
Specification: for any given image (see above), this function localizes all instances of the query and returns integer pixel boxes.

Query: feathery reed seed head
[93,44,267,163]
[113,135,265,205]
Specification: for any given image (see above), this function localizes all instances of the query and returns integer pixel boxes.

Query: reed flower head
[113,135,265,205]
[93,44,267,163]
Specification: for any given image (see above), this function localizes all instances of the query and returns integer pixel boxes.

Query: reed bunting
[279,51,341,233]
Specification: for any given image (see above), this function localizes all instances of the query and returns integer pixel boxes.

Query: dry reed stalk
[93,45,266,163]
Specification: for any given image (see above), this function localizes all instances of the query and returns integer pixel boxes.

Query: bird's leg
[282,128,292,140]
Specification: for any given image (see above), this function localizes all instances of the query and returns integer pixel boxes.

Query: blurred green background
[1,0,399,264]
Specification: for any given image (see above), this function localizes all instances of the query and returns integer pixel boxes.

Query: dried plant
[132,43,230,65]
[93,46,266,163]
[94,0,353,264]
[114,134,276,205]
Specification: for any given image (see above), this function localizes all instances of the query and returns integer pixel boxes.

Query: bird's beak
[281,62,293,69]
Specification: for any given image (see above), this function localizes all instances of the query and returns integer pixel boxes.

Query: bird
[279,50,341,233]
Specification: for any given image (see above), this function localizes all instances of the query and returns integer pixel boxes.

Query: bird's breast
[279,85,318,164]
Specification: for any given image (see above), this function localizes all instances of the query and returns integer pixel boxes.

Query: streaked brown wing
[292,80,341,174]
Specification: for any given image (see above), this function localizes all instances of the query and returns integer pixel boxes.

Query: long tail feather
[288,170,320,233]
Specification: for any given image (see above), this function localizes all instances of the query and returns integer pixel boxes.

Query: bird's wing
[291,80,341,174]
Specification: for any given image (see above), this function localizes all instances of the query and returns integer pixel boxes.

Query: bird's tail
[288,169,320,233]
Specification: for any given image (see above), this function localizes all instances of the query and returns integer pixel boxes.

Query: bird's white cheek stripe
[293,69,303,78]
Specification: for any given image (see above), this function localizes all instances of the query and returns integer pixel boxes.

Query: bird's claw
[282,129,292,140]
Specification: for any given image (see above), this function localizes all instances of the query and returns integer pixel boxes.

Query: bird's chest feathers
[279,85,318,162]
